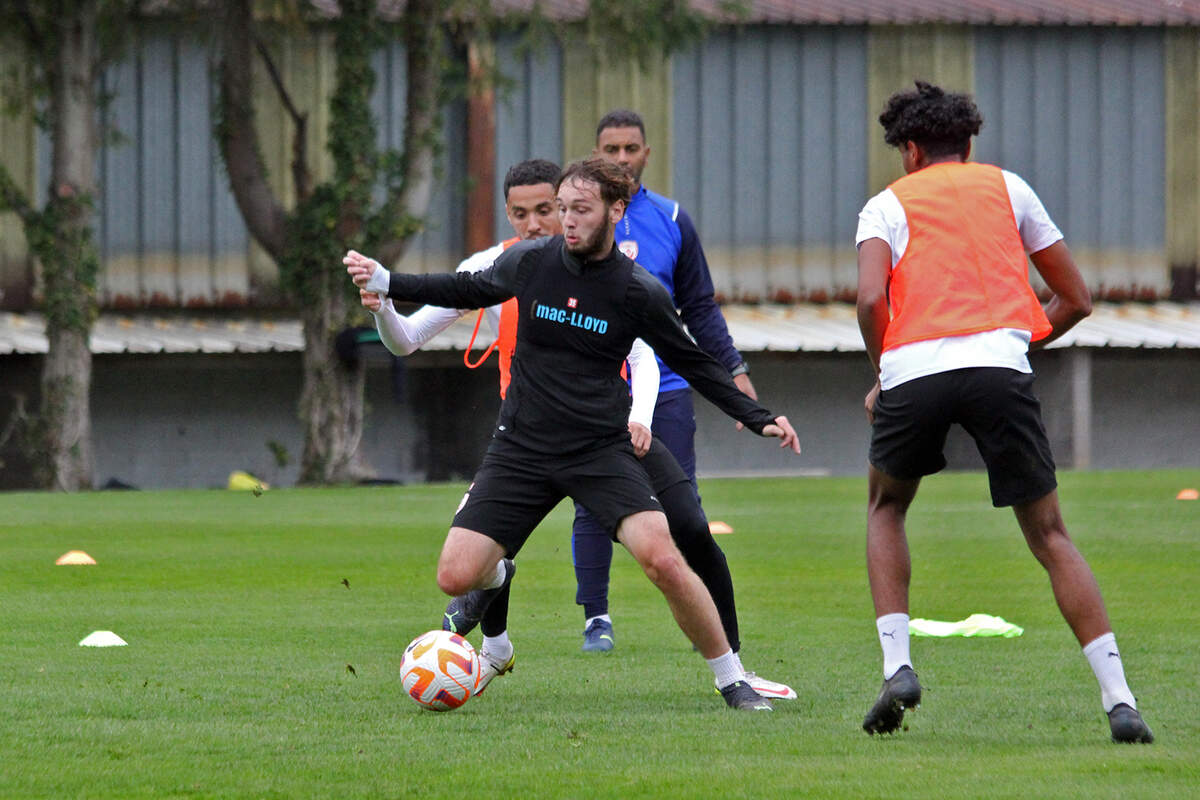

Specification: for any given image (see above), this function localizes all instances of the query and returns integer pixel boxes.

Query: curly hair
[556,157,634,208]
[503,158,561,200]
[879,80,983,157]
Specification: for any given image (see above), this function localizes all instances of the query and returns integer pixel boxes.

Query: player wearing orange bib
[855,81,1152,743]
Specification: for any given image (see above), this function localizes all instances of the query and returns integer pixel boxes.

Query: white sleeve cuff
[365,264,391,296]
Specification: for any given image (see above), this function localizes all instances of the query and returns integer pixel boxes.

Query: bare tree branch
[375,0,441,267]
[215,0,288,261]
[252,31,312,200]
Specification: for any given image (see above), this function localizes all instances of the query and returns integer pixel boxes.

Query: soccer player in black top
[347,158,800,710]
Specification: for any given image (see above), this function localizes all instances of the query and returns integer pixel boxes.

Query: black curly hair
[879,80,983,158]
[503,158,562,200]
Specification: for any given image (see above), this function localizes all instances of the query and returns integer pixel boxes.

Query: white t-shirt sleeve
[1002,170,1063,254]
[625,338,659,430]
[456,242,506,276]
[855,189,908,267]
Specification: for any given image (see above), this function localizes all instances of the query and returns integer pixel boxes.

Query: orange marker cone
[708,521,734,535]
[1177,488,1199,501]
[56,550,97,565]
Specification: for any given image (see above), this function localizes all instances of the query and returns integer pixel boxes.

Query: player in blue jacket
[574,110,794,700]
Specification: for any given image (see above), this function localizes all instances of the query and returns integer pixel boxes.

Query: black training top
[385,235,777,455]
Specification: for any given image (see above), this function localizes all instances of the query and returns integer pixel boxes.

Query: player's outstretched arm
[633,270,800,451]
[345,246,523,311]
[346,251,466,356]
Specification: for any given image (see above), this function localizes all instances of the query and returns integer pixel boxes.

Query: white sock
[732,650,746,674]
[481,631,512,665]
[1082,632,1136,712]
[706,649,745,689]
[479,560,507,590]
[876,613,912,679]
[584,614,612,631]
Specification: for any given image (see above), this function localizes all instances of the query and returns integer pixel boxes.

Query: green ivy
[23,193,100,336]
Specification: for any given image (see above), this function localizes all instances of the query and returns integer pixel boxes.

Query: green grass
[1,470,1197,799]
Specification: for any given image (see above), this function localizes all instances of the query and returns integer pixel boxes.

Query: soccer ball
[400,629,480,711]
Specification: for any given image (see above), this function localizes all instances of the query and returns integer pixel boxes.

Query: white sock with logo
[1082,632,1136,711]
[706,649,745,690]
[876,613,912,679]
[481,631,512,666]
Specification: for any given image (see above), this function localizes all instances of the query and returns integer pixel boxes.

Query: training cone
[227,470,267,492]
[56,550,97,565]
[708,521,734,535]
[79,631,127,647]
[1177,488,1199,501]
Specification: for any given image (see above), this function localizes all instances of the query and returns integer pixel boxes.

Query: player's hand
[344,250,389,294]
[360,289,382,313]
[628,422,651,457]
[864,380,881,425]
[732,373,757,431]
[761,415,801,454]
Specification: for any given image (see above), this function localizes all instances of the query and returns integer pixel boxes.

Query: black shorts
[869,367,1057,507]
[452,437,665,557]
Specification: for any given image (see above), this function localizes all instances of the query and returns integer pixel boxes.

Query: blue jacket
[616,185,742,393]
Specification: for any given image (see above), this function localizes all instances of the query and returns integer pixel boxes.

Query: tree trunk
[36,2,100,490]
[297,275,369,485]
[38,328,93,490]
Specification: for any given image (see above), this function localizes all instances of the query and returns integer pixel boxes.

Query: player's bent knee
[639,548,688,591]
[436,561,480,597]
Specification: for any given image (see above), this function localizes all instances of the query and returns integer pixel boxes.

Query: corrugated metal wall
[96,25,250,308]
[491,34,564,238]
[973,26,1166,298]
[673,26,869,302]
[370,40,469,278]
[1165,28,1200,295]
[0,22,1185,309]
[0,47,39,310]
[28,23,466,310]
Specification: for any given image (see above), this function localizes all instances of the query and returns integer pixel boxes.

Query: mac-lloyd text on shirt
[531,299,609,334]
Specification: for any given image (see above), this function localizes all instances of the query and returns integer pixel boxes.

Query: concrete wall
[84,351,500,490]
[3,347,1194,491]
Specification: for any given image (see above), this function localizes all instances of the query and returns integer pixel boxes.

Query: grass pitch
[0,470,1196,799]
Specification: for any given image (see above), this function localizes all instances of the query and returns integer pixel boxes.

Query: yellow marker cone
[708,521,734,535]
[56,550,97,565]
[227,470,268,492]
[1177,488,1199,501]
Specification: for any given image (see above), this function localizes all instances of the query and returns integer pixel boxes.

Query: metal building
[1,2,1199,488]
